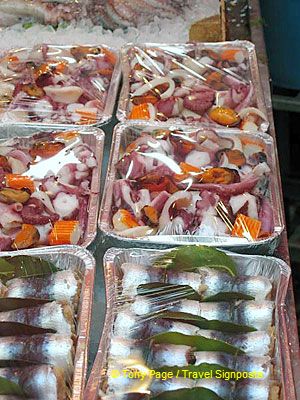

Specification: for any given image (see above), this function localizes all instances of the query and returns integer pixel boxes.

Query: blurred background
[260,0,300,330]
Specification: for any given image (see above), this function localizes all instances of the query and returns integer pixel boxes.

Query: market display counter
[86,3,300,400]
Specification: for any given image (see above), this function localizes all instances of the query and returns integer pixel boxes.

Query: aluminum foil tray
[0,245,95,400]
[99,121,284,254]
[85,246,292,400]
[0,125,104,249]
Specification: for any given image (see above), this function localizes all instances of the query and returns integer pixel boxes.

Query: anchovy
[4,270,81,306]
[147,319,271,355]
[0,365,68,400]
[194,351,270,378]
[0,334,73,374]
[149,344,270,377]
[130,297,274,331]
[0,301,74,335]
[121,263,272,300]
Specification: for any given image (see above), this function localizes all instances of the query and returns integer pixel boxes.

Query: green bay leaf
[150,332,244,355]
[154,246,237,276]
[156,311,256,333]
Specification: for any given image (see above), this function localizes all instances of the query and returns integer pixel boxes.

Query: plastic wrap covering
[0,126,103,251]
[100,122,284,253]
[0,44,120,126]
[85,246,292,400]
[118,41,268,132]
[0,245,95,400]
[0,0,86,27]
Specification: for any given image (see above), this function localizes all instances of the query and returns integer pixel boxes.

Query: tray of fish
[0,126,103,251]
[0,43,120,127]
[85,245,293,400]
[117,41,268,132]
[0,244,95,400]
[99,122,284,254]
[0,0,85,27]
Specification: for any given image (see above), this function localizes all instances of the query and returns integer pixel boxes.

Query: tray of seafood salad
[0,43,120,126]
[0,245,95,400]
[85,245,293,400]
[100,122,284,253]
[0,127,103,251]
[118,41,268,132]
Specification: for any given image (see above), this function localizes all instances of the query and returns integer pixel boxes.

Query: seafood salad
[0,130,99,250]
[0,43,118,125]
[119,43,268,131]
[94,246,282,400]
[0,252,89,399]
[0,0,84,27]
[106,124,277,243]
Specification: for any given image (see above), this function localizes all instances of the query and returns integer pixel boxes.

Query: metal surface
[100,121,283,253]
[0,44,121,128]
[0,245,96,400]
[86,246,291,399]
[248,0,300,397]
[0,126,104,249]
[117,41,268,131]
[85,3,300,400]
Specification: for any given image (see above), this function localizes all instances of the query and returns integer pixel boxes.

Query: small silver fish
[4,270,81,307]
[121,263,272,300]
[0,334,73,375]
[0,365,68,400]
[130,297,274,331]
[0,301,74,335]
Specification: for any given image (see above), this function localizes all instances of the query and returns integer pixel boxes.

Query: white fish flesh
[0,334,73,375]
[4,270,81,307]
[121,263,272,300]
[0,365,67,400]
[130,297,274,331]
[0,301,74,335]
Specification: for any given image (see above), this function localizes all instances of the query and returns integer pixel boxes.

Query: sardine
[4,270,81,307]
[121,263,272,300]
[130,297,274,331]
[0,334,73,374]
[194,352,270,378]
[0,301,74,335]
[235,379,271,400]
[147,319,271,355]
[0,365,67,400]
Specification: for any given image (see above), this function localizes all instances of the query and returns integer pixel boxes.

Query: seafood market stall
[0,0,297,399]
[87,1,300,400]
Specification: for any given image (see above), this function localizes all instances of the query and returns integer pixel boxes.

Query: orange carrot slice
[12,224,40,250]
[129,104,150,120]
[53,131,79,141]
[102,48,117,65]
[221,49,243,62]
[98,68,113,76]
[206,71,222,85]
[76,109,97,125]
[49,220,81,245]
[231,214,262,240]
[6,174,35,193]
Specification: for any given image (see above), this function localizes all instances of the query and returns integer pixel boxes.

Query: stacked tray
[0,35,296,400]
[0,127,104,251]
[99,122,284,253]
[0,44,120,127]
[118,41,268,132]
[85,246,293,400]
[0,245,95,400]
